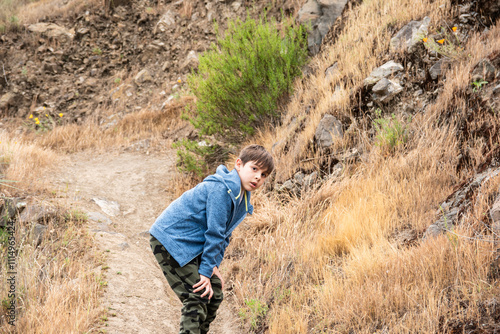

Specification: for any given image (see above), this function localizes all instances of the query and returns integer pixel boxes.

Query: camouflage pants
[150,235,223,334]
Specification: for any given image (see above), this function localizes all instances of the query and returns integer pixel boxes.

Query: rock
[426,168,500,238]
[104,0,131,11]
[325,62,339,81]
[364,60,404,88]
[393,229,418,246]
[330,162,343,178]
[425,224,443,238]
[138,231,151,238]
[180,50,199,71]
[19,204,57,224]
[315,114,343,149]
[92,198,121,217]
[231,1,241,11]
[118,242,130,250]
[156,10,176,33]
[294,172,305,185]
[303,171,318,187]
[472,59,496,83]
[33,223,48,246]
[390,17,430,52]
[0,198,25,227]
[87,211,112,231]
[490,195,500,234]
[429,58,451,80]
[371,78,403,102]
[43,62,63,74]
[27,23,75,42]
[298,0,349,54]
[297,0,321,25]
[134,69,154,85]
[279,180,298,193]
[0,92,18,110]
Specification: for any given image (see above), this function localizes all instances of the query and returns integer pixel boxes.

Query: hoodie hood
[204,165,253,214]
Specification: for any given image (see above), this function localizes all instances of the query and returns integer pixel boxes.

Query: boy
[149,144,274,334]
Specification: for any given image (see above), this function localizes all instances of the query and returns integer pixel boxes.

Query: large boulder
[364,60,404,88]
[390,17,430,53]
[298,0,349,54]
[315,114,343,149]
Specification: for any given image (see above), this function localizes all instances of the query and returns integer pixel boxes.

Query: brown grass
[26,97,191,153]
[224,0,500,332]
[0,135,102,333]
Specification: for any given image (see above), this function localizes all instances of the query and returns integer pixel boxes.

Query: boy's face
[235,159,268,192]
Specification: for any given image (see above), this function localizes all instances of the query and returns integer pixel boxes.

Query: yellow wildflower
[177,79,182,83]
[59,113,64,117]
[437,39,445,44]
[43,106,46,109]
[35,120,40,125]
[35,117,39,121]
[29,114,33,119]
[45,114,48,117]
[452,26,457,32]
[422,37,428,43]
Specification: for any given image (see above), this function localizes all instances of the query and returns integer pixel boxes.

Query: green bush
[172,139,228,177]
[373,109,409,152]
[187,14,308,142]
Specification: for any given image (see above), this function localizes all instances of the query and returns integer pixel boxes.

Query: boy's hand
[212,266,224,290]
[193,275,213,299]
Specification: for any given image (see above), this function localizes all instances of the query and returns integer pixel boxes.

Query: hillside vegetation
[1,0,500,332]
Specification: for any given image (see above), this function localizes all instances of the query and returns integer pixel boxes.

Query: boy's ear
[235,158,242,171]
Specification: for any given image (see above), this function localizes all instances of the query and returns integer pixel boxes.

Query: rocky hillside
[0,0,296,129]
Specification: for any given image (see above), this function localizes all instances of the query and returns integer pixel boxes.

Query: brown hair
[239,144,274,174]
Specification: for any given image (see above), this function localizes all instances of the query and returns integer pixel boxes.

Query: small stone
[472,59,496,82]
[372,78,403,102]
[325,62,339,80]
[315,114,343,149]
[0,92,18,109]
[429,58,450,81]
[118,242,130,250]
[134,69,154,85]
[92,198,121,217]
[303,171,318,187]
[364,60,404,88]
[294,172,305,185]
[138,231,150,238]
[33,223,48,246]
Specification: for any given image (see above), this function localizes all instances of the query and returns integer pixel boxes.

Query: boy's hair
[239,144,274,174]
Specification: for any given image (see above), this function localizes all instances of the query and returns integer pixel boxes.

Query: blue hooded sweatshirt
[149,165,253,278]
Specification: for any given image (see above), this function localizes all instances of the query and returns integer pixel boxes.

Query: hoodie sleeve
[215,232,232,268]
[199,182,232,278]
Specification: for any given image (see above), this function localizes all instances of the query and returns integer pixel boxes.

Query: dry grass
[26,97,191,153]
[0,0,101,32]
[0,135,103,333]
[224,0,500,332]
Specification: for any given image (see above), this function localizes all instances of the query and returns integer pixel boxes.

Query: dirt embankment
[0,0,295,128]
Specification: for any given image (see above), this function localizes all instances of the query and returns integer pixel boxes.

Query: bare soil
[44,149,243,333]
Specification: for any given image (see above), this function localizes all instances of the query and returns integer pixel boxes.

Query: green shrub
[373,109,408,152]
[238,298,269,331]
[187,14,308,142]
[172,139,228,177]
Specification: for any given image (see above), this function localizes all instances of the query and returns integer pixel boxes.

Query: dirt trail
[47,150,242,334]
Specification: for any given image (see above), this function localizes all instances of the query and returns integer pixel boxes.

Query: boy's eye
[262,173,267,178]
